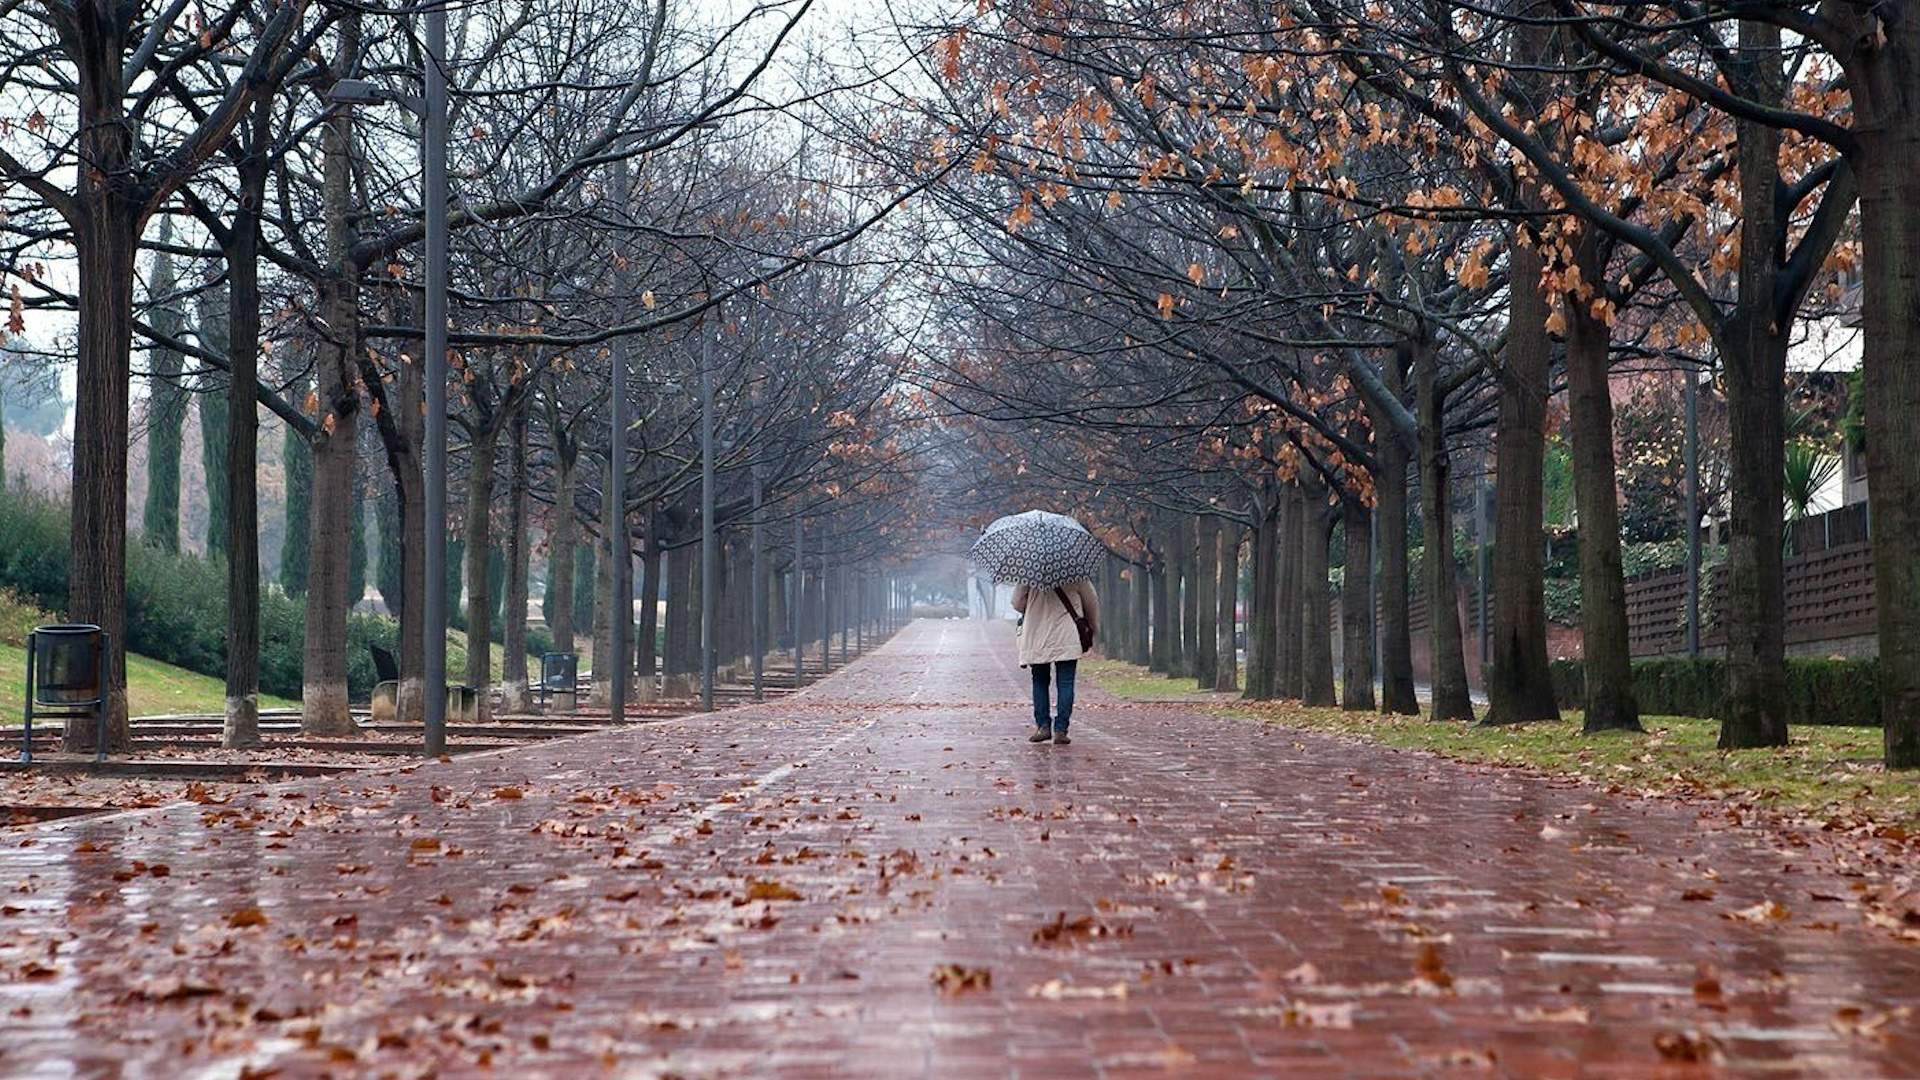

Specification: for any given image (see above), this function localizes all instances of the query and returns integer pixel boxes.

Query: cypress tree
[541,549,559,626]
[377,486,403,616]
[197,284,231,558]
[279,414,312,594]
[348,478,368,609]
[446,537,465,628]
[488,546,506,633]
[572,541,596,630]
[142,228,187,551]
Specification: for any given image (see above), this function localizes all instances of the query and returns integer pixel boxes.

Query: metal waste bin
[538,653,578,710]
[21,624,110,763]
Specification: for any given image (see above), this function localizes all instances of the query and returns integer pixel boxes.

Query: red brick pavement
[3,620,1919,1078]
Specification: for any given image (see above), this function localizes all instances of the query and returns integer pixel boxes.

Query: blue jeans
[1030,660,1077,731]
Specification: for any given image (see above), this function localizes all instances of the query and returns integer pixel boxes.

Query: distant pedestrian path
[2,621,1916,1076]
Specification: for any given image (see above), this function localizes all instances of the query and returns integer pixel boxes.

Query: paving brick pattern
[3,620,1918,1078]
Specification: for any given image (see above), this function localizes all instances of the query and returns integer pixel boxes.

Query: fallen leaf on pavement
[745,879,803,902]
[1724,900,1789,923]
[931,964,991,993]
[1415,943,1454,990]
[1653,1030,1719,1063]
[226,906,268,929]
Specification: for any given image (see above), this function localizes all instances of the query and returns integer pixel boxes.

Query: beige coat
[1011,581,1100,666]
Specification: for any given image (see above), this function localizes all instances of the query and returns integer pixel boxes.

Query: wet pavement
[2,619,1918,1078]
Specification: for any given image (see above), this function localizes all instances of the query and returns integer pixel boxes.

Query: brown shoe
[1052,731,1071,745]
[1028,728,1053,743]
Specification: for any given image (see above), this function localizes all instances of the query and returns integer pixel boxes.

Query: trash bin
[538,653,578,713]
[20,624,110,763]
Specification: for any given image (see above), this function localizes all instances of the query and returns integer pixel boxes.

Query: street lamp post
[700,317,717,713]
[750,464,764,701]
[1475,463,1490,666]
[1685,364,1702,656]
[422,16,451,757]
[609,339,631,724]
[792,517,803,685]
[323,71,445,755]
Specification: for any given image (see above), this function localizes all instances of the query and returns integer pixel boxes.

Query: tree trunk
[1563,235,1642,734]
[1277,485,1304,699]
[1149,545,1172,673]
[1717,31,1791,750]
[64,202,140,752]
[297,85,364,737]
[1195,514,1219,689]
[1372,409,1418,714]
[463,423,498,723]
[1100,555,1122,658]
[1215,521,1240,692]
[221,114,269,748]
[667,541,698,678]
[395,360,426,725]
[1415,343,1476,721]
[60,9,145,752]
[1301,492,1337,707]
[637,512,662,691]
[1128,560,1150,665]
[1339,499,1375,710]
[1857,118,1920,766]
[501,404,532,714]
[589,495,616,709]
[769,558,789,652]
[1173,516,1196,679]
[549,442,577,653]
[1243,503,1279,700]
[1482,234,1560,725]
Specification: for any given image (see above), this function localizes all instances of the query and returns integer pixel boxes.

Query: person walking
[1012,580,1098,745]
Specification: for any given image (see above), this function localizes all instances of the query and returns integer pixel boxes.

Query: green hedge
[1550,656,1879,727]
[0,489,536,703]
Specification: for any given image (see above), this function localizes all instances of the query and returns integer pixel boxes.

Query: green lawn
[1079,657,1230,700]
[0,643,301,720]
[1087,658,1917,827]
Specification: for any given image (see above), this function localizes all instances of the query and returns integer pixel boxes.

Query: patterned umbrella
[968,510,1107,588]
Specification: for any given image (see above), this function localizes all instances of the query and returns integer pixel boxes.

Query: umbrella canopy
[968,510,1107,588]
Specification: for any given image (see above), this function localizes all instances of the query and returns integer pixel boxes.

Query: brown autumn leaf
[1832,1004,1913,1038]
[1681,888,1716,902]
[931,964,992,994]
[745,879,804,902]
[127,975,223,1003]
[227,906,269,929]
[1693,976,1727,1011]
[1652,1030,1719,1063]
[1415,943,1454,990]
[1031,912,1117,946]
[492,786,524,800]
